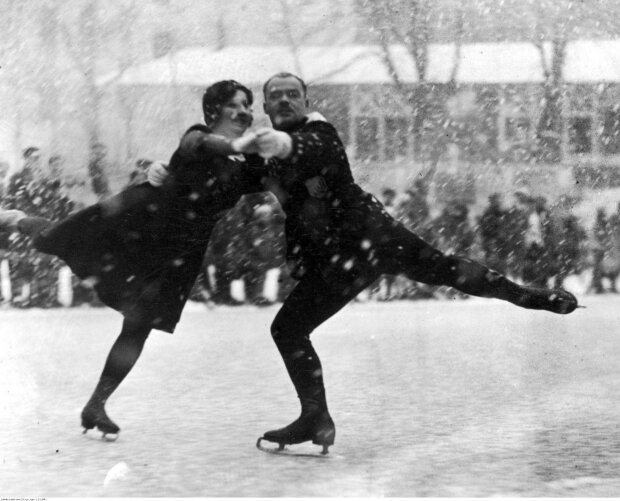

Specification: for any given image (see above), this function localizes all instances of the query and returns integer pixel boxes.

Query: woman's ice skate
[81,402,120,441]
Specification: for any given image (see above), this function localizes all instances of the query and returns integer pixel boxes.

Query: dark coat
[268,117,395,288]
[35,125,263,332]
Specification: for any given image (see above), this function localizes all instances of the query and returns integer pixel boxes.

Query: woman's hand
[147,161,170,187]
[231,132,260,154]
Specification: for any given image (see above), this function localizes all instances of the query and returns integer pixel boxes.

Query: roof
[99,39,620,87]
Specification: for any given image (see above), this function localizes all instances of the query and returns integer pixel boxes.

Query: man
[150,73,578,454]
[249,73,578,454]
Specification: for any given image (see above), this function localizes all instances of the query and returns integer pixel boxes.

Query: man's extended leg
[379,223,578,314]
[81,318,151,438]
[261,270,372,452]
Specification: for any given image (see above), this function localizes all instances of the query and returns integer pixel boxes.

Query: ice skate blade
[82,427,119,442]
[256,437,330,458]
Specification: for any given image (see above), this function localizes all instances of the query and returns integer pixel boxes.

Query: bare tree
[99,1,142,165]
[53,0,109,197]
[530,2,570,164]
[354,0,465,179]
[534,36,566,163]
[0,1,42,166]
[276,0,351,80]
[529,0,620,162]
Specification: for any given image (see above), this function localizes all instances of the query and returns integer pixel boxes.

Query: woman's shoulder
[178,124,211,154]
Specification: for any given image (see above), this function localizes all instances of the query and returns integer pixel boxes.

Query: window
[497,88,535,152]
[384,117,409,160]
[568,116,592,154]
[504,116,531,145]
[355,116,379,161]
[601,106,620,155]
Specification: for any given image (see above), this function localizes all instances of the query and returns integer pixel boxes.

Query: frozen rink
[1,295,620,497]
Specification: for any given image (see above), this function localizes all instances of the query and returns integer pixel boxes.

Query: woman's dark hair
[202,80,253,129]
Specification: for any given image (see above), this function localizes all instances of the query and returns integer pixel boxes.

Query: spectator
[555,213,587,288]
[432,201,475,257]
[478,193,511,275]
[4,147,74,307]
[522,197,553,287]
[395,179,431,240]
[0,161,10,303]
[591,207,619,293]
[88,142,111,199]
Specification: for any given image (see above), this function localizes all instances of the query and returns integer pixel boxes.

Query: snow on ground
[1,295,619,497]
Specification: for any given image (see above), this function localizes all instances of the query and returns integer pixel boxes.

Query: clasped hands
[232,127,292,159]
[148,127,327,198]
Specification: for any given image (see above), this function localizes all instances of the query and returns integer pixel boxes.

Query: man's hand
[231,132,259,154]
[305,176,328,198]
[147,160,170,187]
[253,128,292,159]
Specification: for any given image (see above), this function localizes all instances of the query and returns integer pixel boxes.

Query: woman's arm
[180,130,259,158]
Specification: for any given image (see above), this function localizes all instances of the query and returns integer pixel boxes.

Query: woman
[0,80,267,439]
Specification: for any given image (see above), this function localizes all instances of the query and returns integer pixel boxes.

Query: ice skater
[149,72,579,454]
[0,80,275,439]
[217,72,580,454]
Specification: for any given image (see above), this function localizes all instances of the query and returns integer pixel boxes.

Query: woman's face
[212,90,253,138]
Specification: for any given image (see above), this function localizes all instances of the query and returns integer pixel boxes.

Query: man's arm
[253,121,347,180]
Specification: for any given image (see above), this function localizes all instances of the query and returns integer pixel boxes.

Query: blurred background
[1,0,620,308]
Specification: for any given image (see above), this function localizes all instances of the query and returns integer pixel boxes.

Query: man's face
[263,76,308,131]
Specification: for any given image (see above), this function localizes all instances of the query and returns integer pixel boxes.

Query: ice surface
[0,296,618,496]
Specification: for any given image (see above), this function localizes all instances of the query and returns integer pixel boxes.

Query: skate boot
[0,209,26,231]
[257,397,335,455]
[81,400,120,440]
[517,286,579,314]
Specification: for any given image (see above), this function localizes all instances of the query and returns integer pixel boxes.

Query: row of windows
[354,116,410,162]
[504,108,620,156]
[341,105,620,161]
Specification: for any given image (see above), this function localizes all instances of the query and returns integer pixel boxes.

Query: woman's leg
[82,317,151,437]
[378,224,578,314]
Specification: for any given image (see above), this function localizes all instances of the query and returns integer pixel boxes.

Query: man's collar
[305,111,326,123]
[280,112,327,133]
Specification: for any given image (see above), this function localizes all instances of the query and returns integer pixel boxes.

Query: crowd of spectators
[1,146,619,308]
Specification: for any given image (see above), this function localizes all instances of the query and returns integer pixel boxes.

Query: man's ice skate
[517,286,579,314]
[0,209,26,231]
[81,403,120,441]
[256,407,335,456]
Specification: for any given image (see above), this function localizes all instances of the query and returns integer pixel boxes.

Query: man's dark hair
[262,72,308,98]
[202,80,253,128]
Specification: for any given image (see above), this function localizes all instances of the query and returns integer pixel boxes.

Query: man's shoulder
[299,114,337,133]
[297,116,344,148]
